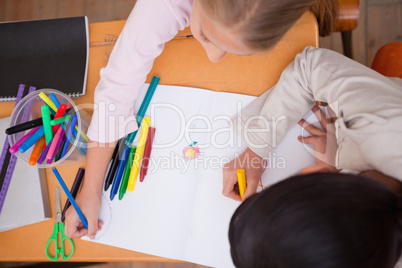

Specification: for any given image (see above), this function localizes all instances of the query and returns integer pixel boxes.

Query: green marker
[41,105,53,145]
[50,115,71,126]
[119,146,137,200]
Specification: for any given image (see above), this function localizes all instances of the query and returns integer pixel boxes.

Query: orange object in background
[371,42,402,78]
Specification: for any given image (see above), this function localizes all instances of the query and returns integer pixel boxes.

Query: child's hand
[298,105,339,172]
[64,188,103,239]
[222,147,265,201]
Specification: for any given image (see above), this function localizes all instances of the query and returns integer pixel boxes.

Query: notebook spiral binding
[0,92,83,102]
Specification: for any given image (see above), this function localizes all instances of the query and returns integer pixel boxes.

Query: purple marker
[9,126,41,154]
[37,136,54,165]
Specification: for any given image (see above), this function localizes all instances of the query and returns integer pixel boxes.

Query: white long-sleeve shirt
[87,0,193,143]
[234,46,402,179]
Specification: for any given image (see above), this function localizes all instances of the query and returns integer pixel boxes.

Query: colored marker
[39,92,83,142]
[49,93,61,108]
[139,127,156,182]
[52,130,65,162]
[104,139,122,191]
[6,117,47,135]
[61,114,77,158]
[29,136,45,166]
[55,134,67,161]
[46,127,64,164]
[39,92,57,113]
[119,146,136,200]
[61,168,85,222]
[9,126,41,154]
[125,76,160,147]
[109,141,131,201]
[6,107,73,135]
[36,136,54,165]
[52,104,67,133]
[105,76,160,187]
[18,126,45,153]
[52,168,88,229]
[41,105,53,145]
[127,117,151,192]
[237,169,246,201]
[50,115,71,126]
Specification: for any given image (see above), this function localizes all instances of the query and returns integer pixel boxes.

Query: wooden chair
[371,42,402,78]
[334,0,360,59]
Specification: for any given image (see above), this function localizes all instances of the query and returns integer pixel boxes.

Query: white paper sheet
[83,84,317,267]
[0,117,51,232]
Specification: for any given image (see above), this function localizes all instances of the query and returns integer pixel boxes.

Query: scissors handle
[45,222,75,261]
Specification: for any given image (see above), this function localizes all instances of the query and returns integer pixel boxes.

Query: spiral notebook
[0,16,89,101]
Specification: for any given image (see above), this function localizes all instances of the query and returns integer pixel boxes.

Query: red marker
[52,104,67,133]
[44,104,66,149]
[139,127,156,182]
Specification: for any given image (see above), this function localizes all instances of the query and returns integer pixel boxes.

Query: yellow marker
[39,92,58,113]
[237,169,246,201]
[127,117,151,192]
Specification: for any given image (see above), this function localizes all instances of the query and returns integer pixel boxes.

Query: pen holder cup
[8,89,90,168]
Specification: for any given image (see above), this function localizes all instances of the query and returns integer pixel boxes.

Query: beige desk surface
[0,11,318,262]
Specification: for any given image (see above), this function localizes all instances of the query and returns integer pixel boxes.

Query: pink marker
[47,128,65,164]
[45,126,63,163]
[9,126,41,154]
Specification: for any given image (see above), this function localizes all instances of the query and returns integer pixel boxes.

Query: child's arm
[222,48,318,201]
[222,148,265,201]
[64,139,116,239]
[223,47,402,199]
[87,0,192,144]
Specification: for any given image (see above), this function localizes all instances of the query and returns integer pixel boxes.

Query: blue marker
[49,93,61,108]
[60,114,78,158]
[52,167,88,229]
[18,126,45,153]
[109,145,130,200]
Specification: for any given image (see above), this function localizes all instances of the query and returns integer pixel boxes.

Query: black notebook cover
[0,16,88,101]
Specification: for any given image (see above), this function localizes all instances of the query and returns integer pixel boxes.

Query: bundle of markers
[104,76,159,201]
[6,92,88,166]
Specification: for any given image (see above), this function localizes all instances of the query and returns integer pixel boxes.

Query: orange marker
[29,136,45,166]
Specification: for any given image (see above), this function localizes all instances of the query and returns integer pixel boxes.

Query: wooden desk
[0,11,318,262]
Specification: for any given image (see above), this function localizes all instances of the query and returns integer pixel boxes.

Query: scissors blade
[55,187,62,223]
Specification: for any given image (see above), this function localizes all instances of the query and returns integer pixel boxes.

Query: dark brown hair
[199,0,338,50]
[229,173,402,268]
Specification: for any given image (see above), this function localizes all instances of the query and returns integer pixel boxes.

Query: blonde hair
[199,0,338,50]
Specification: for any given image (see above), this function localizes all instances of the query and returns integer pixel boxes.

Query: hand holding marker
[52,168,88,229]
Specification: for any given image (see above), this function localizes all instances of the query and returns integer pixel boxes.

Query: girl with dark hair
[226,49,402,266]
[229,173,402,268]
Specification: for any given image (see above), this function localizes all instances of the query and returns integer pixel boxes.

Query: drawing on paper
[183,142,200,160]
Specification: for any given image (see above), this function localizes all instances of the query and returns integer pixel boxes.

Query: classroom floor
[0,0,400,267]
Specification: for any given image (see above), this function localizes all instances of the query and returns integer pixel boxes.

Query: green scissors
[46,187,75,261]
